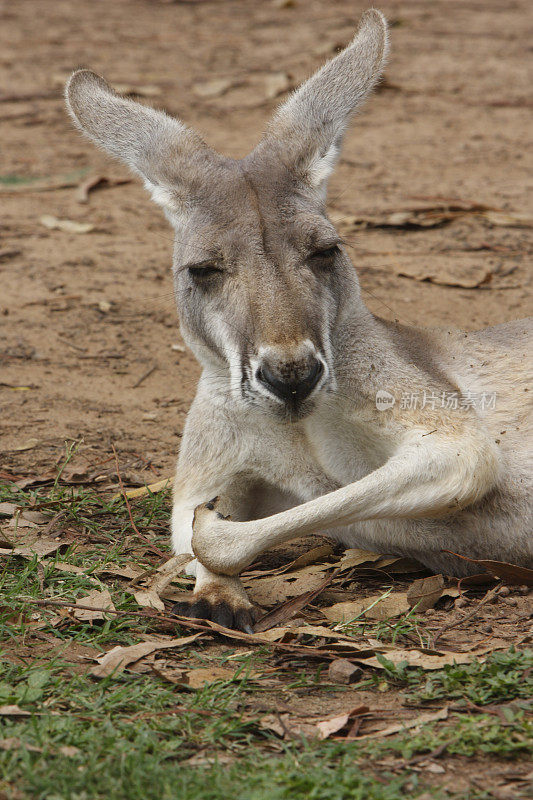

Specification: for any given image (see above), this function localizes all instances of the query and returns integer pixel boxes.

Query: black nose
[257,358,324,405]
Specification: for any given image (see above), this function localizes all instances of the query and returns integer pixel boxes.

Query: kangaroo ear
[264,9,388,195]
[65,70,213,211]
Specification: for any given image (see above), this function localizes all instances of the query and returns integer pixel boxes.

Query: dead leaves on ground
[74,174,132,204]
[193,71,292,106]
[90,634,202,678]
[443,551,533,587]
[131,553,193,611]
[259,705,449,743]
[331,202,531,289]
[0,508,75,559]
[3,493,529,716]
[73,589,116,622]
[39,215,95,234]
[331,203,533,234]
[323,592,411,624]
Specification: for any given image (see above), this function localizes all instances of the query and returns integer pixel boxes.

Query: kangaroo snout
[255,347,325,409]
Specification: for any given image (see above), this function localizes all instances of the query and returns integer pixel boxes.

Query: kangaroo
[66,10,532,632]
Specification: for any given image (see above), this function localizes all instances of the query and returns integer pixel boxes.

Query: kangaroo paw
[192,498,248,575]
[171,567,257,633]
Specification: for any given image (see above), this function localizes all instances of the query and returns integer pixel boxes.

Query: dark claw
[171,598,256,633]
[211,602,233,629]
[234,608,256,634]
[188,598,211,620]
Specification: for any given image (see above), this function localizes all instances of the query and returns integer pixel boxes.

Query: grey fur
[65,10,532,626]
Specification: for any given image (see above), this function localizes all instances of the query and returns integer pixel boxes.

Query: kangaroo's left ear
[261,9,388,196]
[65,69,219,213]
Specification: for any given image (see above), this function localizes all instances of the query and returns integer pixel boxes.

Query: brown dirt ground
[0,1,532,795]
[1,0,532,478]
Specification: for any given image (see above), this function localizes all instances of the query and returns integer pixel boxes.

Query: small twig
[0,91,59,103]
[111,444,167,558]
[41,509,67,536]
[431,585,500,647]
[0,249,22,262]
[408,742,448,765]
[56,335,87,353]
[132,365,157,388]
[254,570,338,632]
[19,598,379,661]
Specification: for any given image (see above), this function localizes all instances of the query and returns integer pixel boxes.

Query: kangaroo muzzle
[253,343,326,410]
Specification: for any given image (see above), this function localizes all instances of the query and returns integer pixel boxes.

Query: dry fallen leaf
[58,745,81,757]
[74,589,116,621]
[90,634,202,678]
[116,476,173,500]
[482,210,533,228]
[185,750,235,767]
[279,543,334,573]
[74,174,132,204]
[19,510,48,525]
[6,438,40,453]
[363,649,488,671]
[113,83,162,98]
[75,174,107,204]
[316,712,352,740]
[0,527,68,559]
[263,71,292,99]
[254,572,333,631]
[444,551,533,587]
[407,574,444,612]
[323,592,410,623]
[133,553,193,611]
[184,666,241,689]
[392,257,493,289]
[338,549,385,569]
[96,563,144,580]
[0,737,42,752]
[316,705,369,739]
[40,215,95,234]
[0,705,30,717]
[193,78,236,98]
[259,713,319,740]
[246,566,330,606]
[356,707,448,739]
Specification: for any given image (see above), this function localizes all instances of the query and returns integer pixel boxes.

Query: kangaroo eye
[309,245,340,266]
[188,264,223,280]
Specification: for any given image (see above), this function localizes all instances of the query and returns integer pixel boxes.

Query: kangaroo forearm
[191,435,499,575]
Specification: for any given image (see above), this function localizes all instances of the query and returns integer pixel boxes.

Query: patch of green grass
[0,658,428,800]
[0,553,160,648]
[0,169,89,186]
[382,708,532,760]
[375,648,533,706]
[1,474,531,799]
[0,652,530,800]
[0,478,172,554]
[0,472,177,649]
[0,174,43,185]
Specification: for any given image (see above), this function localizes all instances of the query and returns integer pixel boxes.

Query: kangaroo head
[66,10,388,420]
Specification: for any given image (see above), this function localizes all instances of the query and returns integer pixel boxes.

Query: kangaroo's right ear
[65,70,214,211]
[263,9,388,197]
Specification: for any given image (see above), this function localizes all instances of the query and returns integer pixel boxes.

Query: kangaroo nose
[257,357,324,404]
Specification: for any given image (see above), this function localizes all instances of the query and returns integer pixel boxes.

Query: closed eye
[309,244,340,266]
[188,264,223,280]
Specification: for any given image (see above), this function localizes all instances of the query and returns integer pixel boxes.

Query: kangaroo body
[172,318,532,588]
[66,10,532,630]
